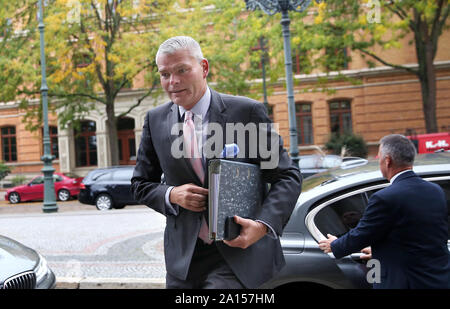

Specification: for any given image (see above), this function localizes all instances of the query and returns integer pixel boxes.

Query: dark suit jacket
[131,89,302,288]
[331,170,450,289]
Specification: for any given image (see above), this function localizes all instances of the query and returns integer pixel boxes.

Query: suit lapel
[204,89,227,188]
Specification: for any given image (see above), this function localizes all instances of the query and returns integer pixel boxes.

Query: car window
[91,171,112,181]
[314,193,367,238]
[63,172,80,179]
[314,179,450,239]
[53,174,63,182]
[113,169,133,181]
[30,176,44,185]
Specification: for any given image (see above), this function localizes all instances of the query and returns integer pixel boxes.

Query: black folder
[208,159,265,241]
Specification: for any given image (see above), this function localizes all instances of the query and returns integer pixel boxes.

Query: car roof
[87,165,135,174]
[299,152,450,205]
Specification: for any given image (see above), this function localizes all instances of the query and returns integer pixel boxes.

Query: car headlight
[34,253,50,284]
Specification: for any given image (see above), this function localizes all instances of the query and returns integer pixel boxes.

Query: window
[30,176,44,185]
[329,100,352,135]
[42,126,59,159]
[325,47,349,71]
[53,174,63,182]
[113,169,133,181]
[295,103,313,145]
[74,121,97,167]
[312,177,450,240]
[314,193,368,238]
[292,47,311,75]
[50,126,59,159]
[1,126,17,162]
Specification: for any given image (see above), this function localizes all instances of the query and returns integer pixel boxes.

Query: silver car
[263,152,450,289]
[0,235,56,289]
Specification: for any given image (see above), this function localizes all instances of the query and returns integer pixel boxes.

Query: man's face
[156,49,209,110]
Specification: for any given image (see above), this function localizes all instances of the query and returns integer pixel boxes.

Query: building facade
[1,29,449,183]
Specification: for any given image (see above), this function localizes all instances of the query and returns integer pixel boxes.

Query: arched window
[1,126,17,162]
[74,121,97,167]
[295,103,313,145]
[329,100,352,135]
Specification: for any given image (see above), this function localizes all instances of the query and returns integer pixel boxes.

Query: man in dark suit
[131,36,301,289]
[319,134,449,289]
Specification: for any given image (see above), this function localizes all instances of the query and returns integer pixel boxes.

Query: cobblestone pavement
[0,200,167,281]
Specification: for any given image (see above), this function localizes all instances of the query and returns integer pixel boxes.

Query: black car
[78,166,139,211]
[262,152,450,289]
[0,235,56,289]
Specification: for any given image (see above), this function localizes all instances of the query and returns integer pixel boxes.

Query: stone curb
[56,277,166,289]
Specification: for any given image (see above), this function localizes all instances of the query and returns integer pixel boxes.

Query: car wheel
[8,192,20,204]
[95,194,113,211]
[58,189,71,201]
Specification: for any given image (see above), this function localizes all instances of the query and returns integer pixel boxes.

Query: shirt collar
[178,87,211,122]
[390,169,412,184]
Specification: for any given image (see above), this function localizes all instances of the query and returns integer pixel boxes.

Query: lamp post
[245,0,320,165]
[38,0,58,213]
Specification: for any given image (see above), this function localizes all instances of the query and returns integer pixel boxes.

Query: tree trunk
[414,10,439,134]
[418,43,438,133]
[106,98,120,166]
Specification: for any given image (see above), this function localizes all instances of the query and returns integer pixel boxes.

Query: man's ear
[201,59,209,78]
[385,155,393,168]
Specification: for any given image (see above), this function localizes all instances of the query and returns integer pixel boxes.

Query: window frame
[305,176,450,244]
[295,102,314,145]
[1,126,17,162]
[74,120,97,167]
[329,100,352,135]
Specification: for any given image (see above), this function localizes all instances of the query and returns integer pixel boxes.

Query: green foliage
[325,133,368,158]
[0,161,11,181]
[11,174,26,187]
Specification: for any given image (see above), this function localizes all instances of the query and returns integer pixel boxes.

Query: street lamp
[245,0,320,165]
[38,0,58,213]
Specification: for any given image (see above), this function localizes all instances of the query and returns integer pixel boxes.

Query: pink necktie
[183,111,212,244]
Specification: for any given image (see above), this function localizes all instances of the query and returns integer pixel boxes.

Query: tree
[289,0,450,133]
[157,0,275,97]
[2,0,173,166]
[0,1,37,104]
[1,0,278,166]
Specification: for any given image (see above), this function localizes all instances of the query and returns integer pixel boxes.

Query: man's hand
[169,183,208,212]
[223,216,268,249]
[360,247,372,260]
[318,234,337,253]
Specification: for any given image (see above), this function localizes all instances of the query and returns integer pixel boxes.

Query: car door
[426,177,450,252]
[305,183,387,288]
[112,169,135,205]
[25,176,45,201]
[306,175,450,288]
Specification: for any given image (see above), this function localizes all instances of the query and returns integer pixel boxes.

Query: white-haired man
[132,36,302,289]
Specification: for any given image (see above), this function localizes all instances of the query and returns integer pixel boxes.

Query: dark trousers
[166,239,245,289]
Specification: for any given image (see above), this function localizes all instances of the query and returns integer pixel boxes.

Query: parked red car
[5,173,83,204]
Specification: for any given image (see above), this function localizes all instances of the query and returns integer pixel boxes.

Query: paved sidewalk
[0,200,167,289]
